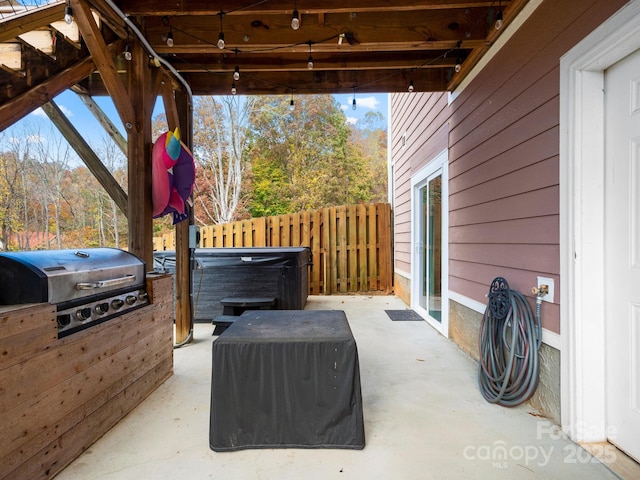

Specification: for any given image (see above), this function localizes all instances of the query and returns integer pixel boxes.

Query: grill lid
[0,248,146,305]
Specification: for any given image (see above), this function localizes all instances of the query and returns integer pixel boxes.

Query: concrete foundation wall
[394,273,411,305]
[449,300,561,425]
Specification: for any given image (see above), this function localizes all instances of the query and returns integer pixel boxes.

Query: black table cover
[210,310,365,451]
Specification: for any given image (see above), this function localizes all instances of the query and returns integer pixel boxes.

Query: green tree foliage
[246,95,377,216]
[0,93,388,250]
[351,111,388,203]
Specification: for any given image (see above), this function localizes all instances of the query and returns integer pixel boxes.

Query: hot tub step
[220,297,276,315]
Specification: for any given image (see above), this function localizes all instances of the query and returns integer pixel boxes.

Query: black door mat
[385,310,423,321]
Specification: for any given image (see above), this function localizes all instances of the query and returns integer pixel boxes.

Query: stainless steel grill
[0,248,149,337]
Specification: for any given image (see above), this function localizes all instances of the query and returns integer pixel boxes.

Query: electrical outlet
[536,276,554,303]
[189,225,200,249]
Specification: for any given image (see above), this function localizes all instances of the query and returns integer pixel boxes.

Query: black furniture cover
[210,310,365,451]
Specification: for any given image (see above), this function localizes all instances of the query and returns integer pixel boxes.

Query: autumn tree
[350,111,388,203]
[247,94,374,216]
[0,122,43,250]
[0,149,22,250]
[29,124,75,250]
[191,95,256,224]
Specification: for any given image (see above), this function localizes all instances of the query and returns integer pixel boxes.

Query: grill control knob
[57,314,71,328]
[111,298,124,309]
[125,295,137,305]
[95,302,109,315]
[76,307,92,321]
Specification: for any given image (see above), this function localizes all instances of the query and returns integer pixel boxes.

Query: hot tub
[153,247,311,321]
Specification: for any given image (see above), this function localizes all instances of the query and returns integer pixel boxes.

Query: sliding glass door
[412,150,448,335]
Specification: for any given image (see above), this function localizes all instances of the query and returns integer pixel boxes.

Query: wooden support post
[127,42,154,267]
[174,88,193,344]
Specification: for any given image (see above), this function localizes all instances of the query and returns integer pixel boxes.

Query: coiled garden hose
[478,277,542,406]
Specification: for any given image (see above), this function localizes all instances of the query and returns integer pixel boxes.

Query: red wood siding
[391,92,449,276]
[391,0,628,334]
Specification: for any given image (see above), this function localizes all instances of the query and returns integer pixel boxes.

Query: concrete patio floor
[55,294,628,479]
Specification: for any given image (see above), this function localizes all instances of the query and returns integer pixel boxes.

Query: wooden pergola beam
[160,78,180,133]
[70,0,137,133]
[41,100,128,216]
[0,56,95,132]
[0,3,65,43]
[123,0,501,16]
[71,87,128,156]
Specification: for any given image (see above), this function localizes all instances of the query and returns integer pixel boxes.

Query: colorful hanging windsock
[152,127,196,224]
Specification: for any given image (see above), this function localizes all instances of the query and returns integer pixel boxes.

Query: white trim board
[448,291,561,350]
[449,0,544,103]
[394,269,411,280]
[559,0,640,444]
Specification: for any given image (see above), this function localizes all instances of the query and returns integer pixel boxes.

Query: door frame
[560,1,640,443]
[411,149,449,336]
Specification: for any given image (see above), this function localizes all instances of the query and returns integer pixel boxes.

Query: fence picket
[358,203,368,291]
[153,203,392,294]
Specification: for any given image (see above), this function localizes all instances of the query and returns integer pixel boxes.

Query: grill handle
[76,274,137,290]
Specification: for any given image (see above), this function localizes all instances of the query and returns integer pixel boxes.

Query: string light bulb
[217,13,226,49]
[232,49,240,81]
[291,9,300,30]
[124,44,132,61]
[166,29,174,47]
[307,42,313,70]
[231,82,237,95]
[289,91,295,111]
[408,80,414,93]
[495,1,503,30]
[352,88,357,110]
[64,2,73,25]
[454,40,462,73]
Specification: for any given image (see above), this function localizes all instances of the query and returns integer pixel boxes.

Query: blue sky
[5,89,388,165]
[334,93,388,126]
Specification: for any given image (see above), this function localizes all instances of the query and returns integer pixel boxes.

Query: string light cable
[138,13,467,98]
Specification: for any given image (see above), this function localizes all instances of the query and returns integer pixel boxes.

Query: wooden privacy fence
[153,203,393,295]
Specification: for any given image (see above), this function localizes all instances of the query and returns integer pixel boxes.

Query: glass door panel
[419,174,442,322]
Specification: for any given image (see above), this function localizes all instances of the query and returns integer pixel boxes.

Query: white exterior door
[605,47,640,462]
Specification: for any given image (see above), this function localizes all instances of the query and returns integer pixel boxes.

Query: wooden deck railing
[153,203,393,294]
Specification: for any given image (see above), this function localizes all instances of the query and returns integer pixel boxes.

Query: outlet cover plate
[537,276,554,303]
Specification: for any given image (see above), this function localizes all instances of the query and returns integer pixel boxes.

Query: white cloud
[345,116,358,125]
[355,95,380,110]
[30,104,73,118]
[58,104,73,117]
[339,95,380,114]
